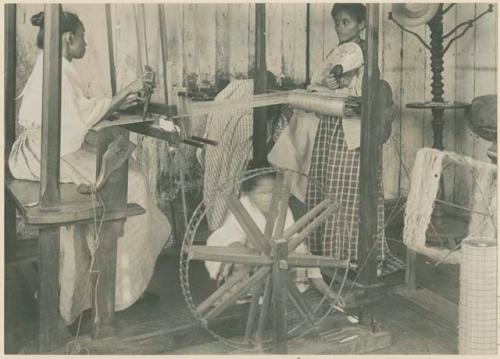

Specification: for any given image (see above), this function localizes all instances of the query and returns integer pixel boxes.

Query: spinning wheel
[180,167,352,352]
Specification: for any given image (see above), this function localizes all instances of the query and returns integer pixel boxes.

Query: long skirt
[9,129,171,324]
[306,115,387,264]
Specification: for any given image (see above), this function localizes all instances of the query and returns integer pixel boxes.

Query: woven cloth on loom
[203,80,254,230]
[306,115,402,275]
[404,148,497,264]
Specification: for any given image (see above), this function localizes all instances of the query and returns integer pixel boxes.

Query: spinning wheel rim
[180,167,351,352]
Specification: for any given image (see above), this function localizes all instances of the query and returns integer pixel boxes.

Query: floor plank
[5,219,460,354]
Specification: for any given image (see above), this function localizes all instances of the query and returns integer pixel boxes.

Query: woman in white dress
[9,10,171,325]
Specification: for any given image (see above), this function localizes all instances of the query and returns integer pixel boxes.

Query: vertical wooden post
[305,4,311,86]
[358,4,380,286]
[272,239,288,353]
[4,4,17,262]
[405,248,417,290]
[159,4,170,105]
[253,3,267,162]
[90,127,129,339]
[4,4,16,159]
[105,4,117,96]
[38,227,61,351]
[37,4,62,352]
[427,5,445,151]
[39,5,62,208]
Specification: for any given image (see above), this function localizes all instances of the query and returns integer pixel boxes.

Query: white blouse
[17,52,111,156]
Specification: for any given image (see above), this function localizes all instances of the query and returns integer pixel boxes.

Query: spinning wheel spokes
[287,200,339,252]
[283,199,330,238]
[190,245,271,266]
[225,194,272,254]
[244,278,265,341]
[255,274,273,347]
[273,171,293,239]
[286,276,317,326]
[287,254,351,269]
[180,167,351,352]
[203,267,270,321]
[196,269,250,314]
[264,171,284,237]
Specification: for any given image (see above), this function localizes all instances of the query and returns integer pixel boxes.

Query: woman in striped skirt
[306,3,402,275]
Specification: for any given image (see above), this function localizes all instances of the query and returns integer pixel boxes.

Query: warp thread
[190,90,358,118]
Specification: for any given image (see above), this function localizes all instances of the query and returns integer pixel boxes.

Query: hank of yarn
[404,148,497,264]
[403,148,462,263]
[459,238,497,354]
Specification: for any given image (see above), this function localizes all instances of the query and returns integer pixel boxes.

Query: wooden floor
[5,201,463,354]
[5,240,459,355]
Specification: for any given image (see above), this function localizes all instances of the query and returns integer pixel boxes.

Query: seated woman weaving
[9,11,171,325]
[205,160,340,302]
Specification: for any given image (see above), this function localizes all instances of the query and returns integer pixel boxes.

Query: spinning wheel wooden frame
[180,168,352,353]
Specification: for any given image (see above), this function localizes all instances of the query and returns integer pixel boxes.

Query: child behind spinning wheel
[205,160,342,305]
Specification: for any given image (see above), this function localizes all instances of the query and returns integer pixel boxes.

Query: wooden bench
[5,177,144,228]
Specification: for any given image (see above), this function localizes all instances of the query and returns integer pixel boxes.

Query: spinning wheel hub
[180,167,351,353]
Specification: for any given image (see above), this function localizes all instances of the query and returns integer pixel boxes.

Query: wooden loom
[181,3,390,354]
[3,4,207,353]
[4,3,388,354]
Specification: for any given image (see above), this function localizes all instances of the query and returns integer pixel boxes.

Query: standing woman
[306,3,399,274]
[9,11,171,325]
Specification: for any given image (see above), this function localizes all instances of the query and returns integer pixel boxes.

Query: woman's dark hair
[31,10,83,49]
[331,3,366,23]
[241,159,276,193]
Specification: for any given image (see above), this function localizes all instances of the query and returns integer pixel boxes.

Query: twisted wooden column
[428,5,445,150]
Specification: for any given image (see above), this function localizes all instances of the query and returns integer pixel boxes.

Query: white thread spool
[288,91,345,117]
[459,238,497,354]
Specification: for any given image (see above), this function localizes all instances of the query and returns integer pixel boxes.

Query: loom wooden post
[253,3,268,162]
[4,3,17,262]
[105,4,117,96]
[305,3,311,86]
[405,248,417,290]
[158,4,170,105]
[358,3,380,286]
[37,5,62,352]
[273,239,288,354]
[39,4,62,209]
[90,127,129,339]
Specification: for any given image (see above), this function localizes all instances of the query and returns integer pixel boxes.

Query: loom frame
[4,3,385,354]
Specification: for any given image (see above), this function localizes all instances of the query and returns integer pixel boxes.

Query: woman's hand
[118,93,140,111]
[322,75,340,90]
[128,69,156,94]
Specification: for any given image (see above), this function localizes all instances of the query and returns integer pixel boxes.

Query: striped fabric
[306,115,389,265]
[203,80,254,230]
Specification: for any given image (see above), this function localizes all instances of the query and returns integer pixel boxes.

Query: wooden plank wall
[14,4,497,210]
